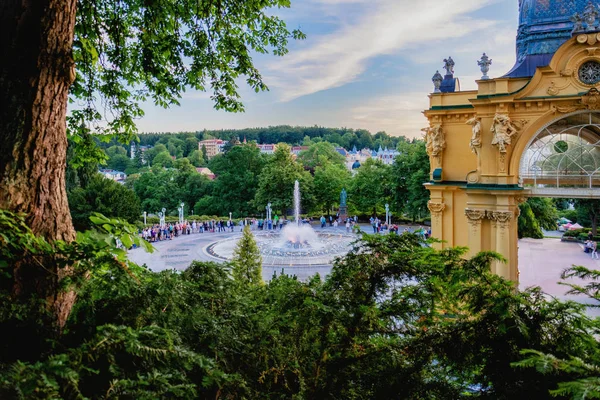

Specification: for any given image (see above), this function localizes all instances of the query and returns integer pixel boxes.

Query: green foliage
[152,151,174,168]
[575,199,600,234]
[559,208,578,223]
[187,149,205,167]
[518,201,544,239]
[298,142,346,170]
[513,265,600,398]
[132,166,211,216]
[255,143,314,215]
[69,0,305,157]
[313,162,351,213]
[349,158,393,216]
[68,174,142,231]
[207,144,266,217]
[231,226,262,286]
[4,209,600,398]
[527,198,559,231]
[392,140,430,221]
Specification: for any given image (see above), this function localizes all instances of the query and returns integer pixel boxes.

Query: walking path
[129,229,600,313]
[519,238,600,316]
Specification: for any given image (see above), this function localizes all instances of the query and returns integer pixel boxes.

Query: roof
[505,0,590,78]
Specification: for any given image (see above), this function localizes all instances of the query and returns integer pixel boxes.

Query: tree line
[69,139,431,228]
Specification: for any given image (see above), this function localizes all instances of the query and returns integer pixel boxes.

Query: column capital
[465,208,486,222]
[488,210,513,226]
[427,200,446,214]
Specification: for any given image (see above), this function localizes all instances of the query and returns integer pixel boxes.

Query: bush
[558,209,578,224]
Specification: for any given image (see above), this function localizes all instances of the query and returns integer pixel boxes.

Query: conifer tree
[231,225,263,285]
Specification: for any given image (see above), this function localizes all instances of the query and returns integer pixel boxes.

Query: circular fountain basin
[205,230,356,266]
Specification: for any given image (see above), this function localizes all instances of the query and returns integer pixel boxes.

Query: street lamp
[143,211,147,225]
[178,202,184,224]
[385,203,390,226]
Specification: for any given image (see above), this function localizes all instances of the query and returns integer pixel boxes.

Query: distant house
[196,167,216,180]
[130,142,152,163]
[257,144,276,154]
[99,169,127,183]
[199,139,226,159]
[291,145,308,155]
[335,147,348,157]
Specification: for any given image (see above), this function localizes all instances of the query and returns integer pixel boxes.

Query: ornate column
[464,208,486,257]
[427,200,445,249]
[488,210,513,279]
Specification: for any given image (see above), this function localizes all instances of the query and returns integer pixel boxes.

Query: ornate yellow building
[424,1,600,281]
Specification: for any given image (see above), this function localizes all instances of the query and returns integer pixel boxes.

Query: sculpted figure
[466,117,482,155]
[443,56,455,75]
[340,188,347,207]
[422,125,445,157]
[491,114,518,153]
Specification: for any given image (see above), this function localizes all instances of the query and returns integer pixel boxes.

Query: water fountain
[206,180,355,267]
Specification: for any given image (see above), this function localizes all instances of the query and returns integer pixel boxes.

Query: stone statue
[340,188,347,207]
[477,53,492,80]
[443,57,455,75]
[466,117,482,155]
[584,1,599,29]
[423,125,445,157]
[491,114,519,153]
[432,70,443,93]
[571,12,584,33]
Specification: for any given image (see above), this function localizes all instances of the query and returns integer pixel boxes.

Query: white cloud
[267,0,498,101]
[349,92,430,138]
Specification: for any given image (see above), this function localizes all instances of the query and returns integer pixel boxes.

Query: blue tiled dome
[352,160,361,169]
[506,0,592,78]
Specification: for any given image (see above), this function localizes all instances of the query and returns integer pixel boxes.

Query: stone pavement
[130,228,599,312]
[519,238,600,316]
[127,223,423,281]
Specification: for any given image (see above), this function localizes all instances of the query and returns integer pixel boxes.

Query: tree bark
[0,0,78,328]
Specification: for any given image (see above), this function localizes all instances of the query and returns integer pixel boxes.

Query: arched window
[520,112,600,190]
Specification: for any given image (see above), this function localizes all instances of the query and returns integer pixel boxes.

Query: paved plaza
[129,228,600,313]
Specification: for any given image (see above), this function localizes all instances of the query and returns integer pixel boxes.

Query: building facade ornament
[466,117,482,155]
[464,208,486,225]
[488,211,513,226]
[424,124,446,158]
[427,201,446,214]
[432,70,443,93]
[554,87,600,113]
[477,53,492,79]
[443,57,455,75]
[491,113,519,154]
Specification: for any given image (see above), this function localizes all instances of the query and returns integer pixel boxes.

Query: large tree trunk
[0,0,78,328]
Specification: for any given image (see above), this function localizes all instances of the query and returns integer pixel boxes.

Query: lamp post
[267,202,272,221]
[159,208,166,228]
[178,202,184,224]
[229,212,232,220]
[385,203,390,226]
[143,211,147,225]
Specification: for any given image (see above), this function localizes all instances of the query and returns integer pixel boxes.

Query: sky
[136,0,519,139]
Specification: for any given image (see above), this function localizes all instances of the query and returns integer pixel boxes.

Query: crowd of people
[138,215,432,243]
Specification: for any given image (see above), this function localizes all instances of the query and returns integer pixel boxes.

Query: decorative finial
[477,53,492,80]
[583,1,599,30]
[432,70,443,93]
[443,57,455,76]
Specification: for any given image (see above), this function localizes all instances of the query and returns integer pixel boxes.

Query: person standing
[320,215,326,228]
[593,241,599,260]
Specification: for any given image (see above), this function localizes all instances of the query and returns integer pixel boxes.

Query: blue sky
[136,0,518,139]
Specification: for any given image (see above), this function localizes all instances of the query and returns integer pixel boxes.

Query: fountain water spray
[280,180,319,248]
[294,180,301,225]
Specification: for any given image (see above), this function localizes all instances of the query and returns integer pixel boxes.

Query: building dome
[506,0,593,78]
[352,160,361,169]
